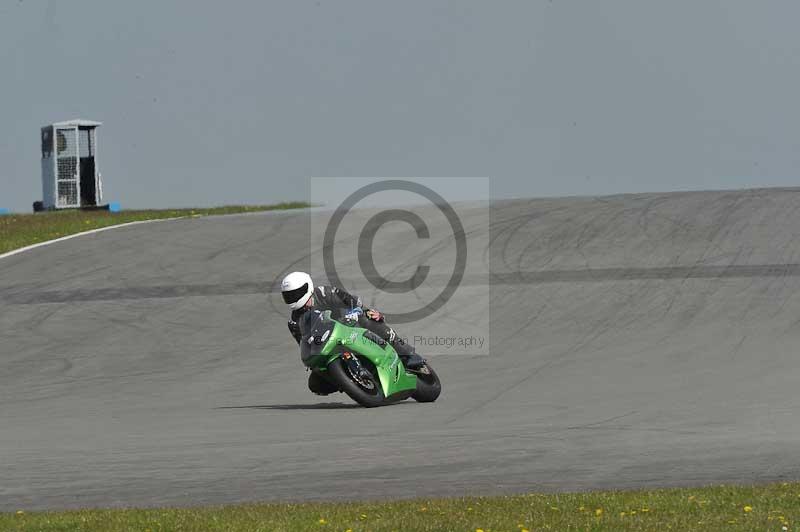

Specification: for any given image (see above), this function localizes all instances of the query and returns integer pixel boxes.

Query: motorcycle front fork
[341,351,370,379]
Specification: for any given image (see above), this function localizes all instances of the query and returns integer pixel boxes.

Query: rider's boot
[392,337,426,369]
[362,317,426,370]
[400,352,426,370]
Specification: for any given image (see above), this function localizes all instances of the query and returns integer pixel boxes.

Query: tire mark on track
[7,263,800,304]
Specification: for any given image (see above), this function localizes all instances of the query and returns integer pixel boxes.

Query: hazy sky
[1,1,799,212]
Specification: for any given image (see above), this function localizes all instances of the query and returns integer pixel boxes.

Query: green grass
[2,483,799,531]
[0,203,310,255]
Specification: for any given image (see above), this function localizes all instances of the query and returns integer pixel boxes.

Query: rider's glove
[365,308,384,322]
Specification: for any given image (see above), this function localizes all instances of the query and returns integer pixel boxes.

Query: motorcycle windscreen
[300,313,335,363]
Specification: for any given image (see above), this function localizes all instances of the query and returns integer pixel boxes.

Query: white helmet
[281,271,314,310]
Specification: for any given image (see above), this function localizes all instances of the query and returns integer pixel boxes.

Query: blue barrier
[0,208,9,215]
[108,202,121,213]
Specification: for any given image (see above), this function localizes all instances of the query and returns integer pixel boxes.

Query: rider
[281,271,425,395]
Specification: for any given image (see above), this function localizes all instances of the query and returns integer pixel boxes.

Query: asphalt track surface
[2,188,800,510]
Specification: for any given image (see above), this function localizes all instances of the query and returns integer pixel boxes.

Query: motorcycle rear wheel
[328,357,386,408]
[411,362,441,403]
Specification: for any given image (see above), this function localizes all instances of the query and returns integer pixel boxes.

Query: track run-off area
[2,187,800,510]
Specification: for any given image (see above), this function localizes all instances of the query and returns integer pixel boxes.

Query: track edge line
[0,217,184,261]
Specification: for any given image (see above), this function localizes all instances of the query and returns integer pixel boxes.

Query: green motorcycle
[299,309,441,407]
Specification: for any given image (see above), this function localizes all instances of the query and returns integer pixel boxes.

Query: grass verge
[0,202,309,255]
[1,482,798,531]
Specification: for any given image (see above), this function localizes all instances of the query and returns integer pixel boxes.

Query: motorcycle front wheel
[328,357,386,408]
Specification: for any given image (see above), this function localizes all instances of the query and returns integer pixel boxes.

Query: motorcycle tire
[328,357,386,408]
[411,362,441,403]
